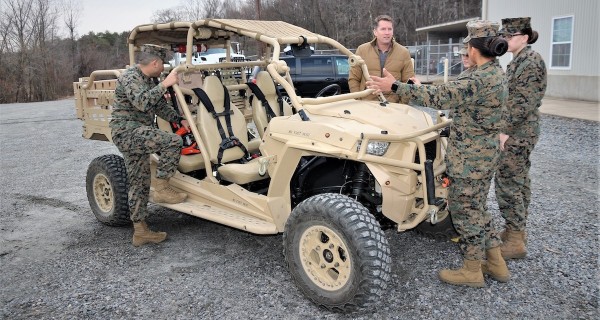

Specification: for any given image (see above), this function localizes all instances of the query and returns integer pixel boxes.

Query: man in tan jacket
[349,15,414,103]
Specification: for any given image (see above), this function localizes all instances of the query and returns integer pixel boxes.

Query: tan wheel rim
[299,225,352,291]
[93,173,114,213]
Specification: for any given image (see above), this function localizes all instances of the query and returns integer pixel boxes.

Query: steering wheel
[315,84,342,98]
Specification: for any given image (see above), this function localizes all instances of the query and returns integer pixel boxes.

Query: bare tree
[29,0,61,101]
[61,0,82,81]
[151,7,185,23]
[2,0,36,102]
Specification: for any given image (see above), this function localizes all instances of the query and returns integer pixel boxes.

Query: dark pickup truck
[280,54,350,98]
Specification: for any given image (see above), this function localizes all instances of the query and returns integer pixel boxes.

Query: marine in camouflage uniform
[495,17,547,259]
[368,20,510,287]
[109,44,184,224]
[395,59,507,262]
[457,44,476,80]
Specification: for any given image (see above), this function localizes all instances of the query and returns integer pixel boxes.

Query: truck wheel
[414,210,458,240]
[283,193,391,311]
[86,154,130,226]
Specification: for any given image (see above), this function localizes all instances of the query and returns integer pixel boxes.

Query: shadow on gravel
[12,193,85,213]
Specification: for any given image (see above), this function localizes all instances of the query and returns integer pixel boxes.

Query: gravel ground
[0,99,598,319]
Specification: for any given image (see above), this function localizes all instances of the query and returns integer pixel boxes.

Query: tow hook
[428,207,439,224]
[258,158,268,176]
[428,200,448,225]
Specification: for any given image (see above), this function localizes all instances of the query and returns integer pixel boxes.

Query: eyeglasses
[503,33,523,40]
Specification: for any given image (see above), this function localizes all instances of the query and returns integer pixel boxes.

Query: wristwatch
[391,81,399,92]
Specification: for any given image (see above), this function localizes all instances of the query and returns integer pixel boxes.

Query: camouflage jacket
[457,66,476,80]
[395,60,507,179]
[109,65,180,137]
[504,46,547,141]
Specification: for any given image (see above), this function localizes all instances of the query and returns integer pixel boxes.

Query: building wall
[487,0,599,101]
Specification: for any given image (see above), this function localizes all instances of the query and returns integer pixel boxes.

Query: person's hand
[366,68,397,94]
[409,76,421,85]
[162,69,178,88]
[180,119,190,131]
[499,133,509,151]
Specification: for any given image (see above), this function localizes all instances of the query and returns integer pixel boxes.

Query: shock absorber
[350,163,369,199]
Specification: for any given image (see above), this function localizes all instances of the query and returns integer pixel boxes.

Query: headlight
[367,141,390,156]
[357,140,390,156]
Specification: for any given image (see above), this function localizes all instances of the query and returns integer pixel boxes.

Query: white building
[485,0,599,102]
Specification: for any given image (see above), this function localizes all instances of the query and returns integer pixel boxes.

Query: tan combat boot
[438,259,485,288]
[151,178,187,204]
[501,230,527,259]
[481,247,511,282]
[132,221,167,246]
[500,228,527,244]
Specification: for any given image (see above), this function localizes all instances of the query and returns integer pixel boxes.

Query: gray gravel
[0,99,598,319]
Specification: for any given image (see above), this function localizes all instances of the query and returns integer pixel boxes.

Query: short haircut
[374,15,393,29]
[137,52,162,65]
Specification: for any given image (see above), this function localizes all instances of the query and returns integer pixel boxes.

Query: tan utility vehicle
[74,19,453,311]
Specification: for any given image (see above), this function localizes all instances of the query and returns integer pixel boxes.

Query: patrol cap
[459,44,468,55]
[501,17,531,34]
[463,20,501,43]
[140,44,168,62]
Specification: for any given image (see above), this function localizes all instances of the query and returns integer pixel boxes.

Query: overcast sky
[78,0,175,35]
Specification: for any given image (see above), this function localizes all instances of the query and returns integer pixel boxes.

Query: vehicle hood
[266,99,436,152]
[303,99,434,135]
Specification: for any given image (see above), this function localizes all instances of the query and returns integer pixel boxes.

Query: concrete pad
[540,97,599,122]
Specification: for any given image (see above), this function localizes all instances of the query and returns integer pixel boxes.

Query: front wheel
[414,210,458,240]
[283,193,391,311]
[85,154,130,226]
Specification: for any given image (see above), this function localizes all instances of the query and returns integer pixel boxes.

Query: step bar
[155,199,278,235]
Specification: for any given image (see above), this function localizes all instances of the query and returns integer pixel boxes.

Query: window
[551,15,574,69]
[335,57,350,75]
[282,58,296,74]
[300,57,333,75]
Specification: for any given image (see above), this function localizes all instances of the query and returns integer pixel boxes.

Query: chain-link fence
[410,39,467,81]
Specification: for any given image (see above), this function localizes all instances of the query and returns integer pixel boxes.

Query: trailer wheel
[283,193,391,311]
[86,154,130,226]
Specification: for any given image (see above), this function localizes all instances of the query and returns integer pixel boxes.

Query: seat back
[251,71,293,138]
[196,76,249,165]
[178,71,204,90]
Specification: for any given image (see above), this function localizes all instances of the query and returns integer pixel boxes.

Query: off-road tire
[283,193,391,312]
[86,154,130,226]
[414,210,458,240]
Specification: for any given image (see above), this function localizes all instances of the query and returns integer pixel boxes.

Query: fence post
[426,40,431,80]
[443,58,448,83]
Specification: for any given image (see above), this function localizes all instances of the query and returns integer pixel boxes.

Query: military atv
[74,19,453,311]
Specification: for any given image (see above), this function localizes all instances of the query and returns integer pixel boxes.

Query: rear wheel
[86,154,130,226]
[283,193,391,311]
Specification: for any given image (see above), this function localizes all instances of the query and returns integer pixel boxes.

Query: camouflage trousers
[494,137,538,231]
[449,176,502,260]
[112,126,182,222]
